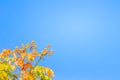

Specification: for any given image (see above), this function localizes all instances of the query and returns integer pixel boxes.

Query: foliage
[0,41,54,80]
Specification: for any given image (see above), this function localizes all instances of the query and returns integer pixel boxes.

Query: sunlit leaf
[15,58,24,67]
[22,62,32,70]
[27,54,35,61]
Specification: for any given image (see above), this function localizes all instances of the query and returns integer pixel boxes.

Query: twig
[34,57,41,67]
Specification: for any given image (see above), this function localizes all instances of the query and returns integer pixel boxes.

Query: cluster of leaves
[0,41,54,80]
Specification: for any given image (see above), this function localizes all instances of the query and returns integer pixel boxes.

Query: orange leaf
[27,54,35,61]
[15,58,24,67]
[44,68,54,77]
[2,49,11,56]
[32,50,39,56]
[22,62,32,70]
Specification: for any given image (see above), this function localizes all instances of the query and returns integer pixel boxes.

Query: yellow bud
[47,44,51,48]
[31,41,35,45]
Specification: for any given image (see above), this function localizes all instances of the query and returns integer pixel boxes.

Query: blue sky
[0,0,120,80]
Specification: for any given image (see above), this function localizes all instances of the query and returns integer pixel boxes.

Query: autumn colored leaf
[2,49,11,57]
[27,54,35,61]
[32,49,39,56]
[15,58,24,67]
[22,62,32,70]
[47,50,54,56]
[46,44,51,48]
[43,68,54,78]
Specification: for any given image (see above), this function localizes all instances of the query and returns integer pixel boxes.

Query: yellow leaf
[15,58,24,67]
[26,43,30,48]
[43,68,54,78]
[27,54,35,61]
[31,41,35,45]
[32,49,39,56]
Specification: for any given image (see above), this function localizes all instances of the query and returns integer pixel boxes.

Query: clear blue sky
[0,0,120,80]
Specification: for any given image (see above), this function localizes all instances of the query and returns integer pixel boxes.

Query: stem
[30,57,41,72]
[34,57,41,67]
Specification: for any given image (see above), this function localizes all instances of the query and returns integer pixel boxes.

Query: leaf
[15,46,21,54]
[44,68,54,78]
[26,43,30,48]
[0,53,4,59]
[15,58,24,67]
[32,49,39,56]
[41,48,48,56]
[46,44,51,48]
[22,62,32,70]
[6,49,11,55]
[31,41,35,45]
[20,52,27,60]
[12,51,17,58]
[27,54,35,61]
[1,49,11,57]
[47,50,54,56]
